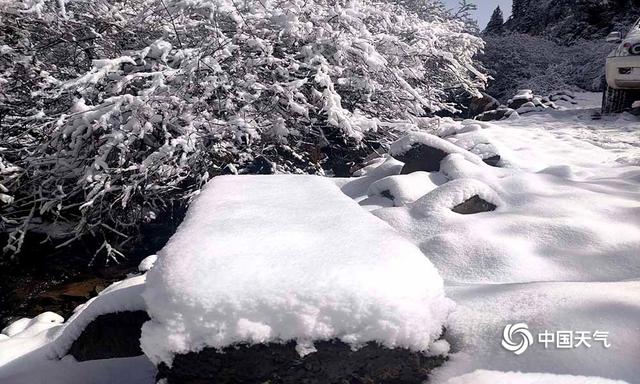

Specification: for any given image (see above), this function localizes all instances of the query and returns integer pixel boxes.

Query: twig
[160,0,183,49]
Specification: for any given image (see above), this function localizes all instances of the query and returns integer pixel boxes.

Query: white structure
[603,18,640,113]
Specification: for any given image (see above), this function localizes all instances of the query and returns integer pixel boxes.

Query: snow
[366,172,444,206]
[511,89,534,101]
[1,313,63,338]
[141,175,452,366]
[364,96,640,383]
[389,131,483,165]
[432,281,640,383]
[374,114,640,284]
[0,356,156,384]
[444,370,630,384]
[1,93,638,383]
[138,254,158,272]
[338,156,404,201]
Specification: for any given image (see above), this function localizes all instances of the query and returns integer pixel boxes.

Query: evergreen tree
[512,0,530,19]
[484,6,505,35]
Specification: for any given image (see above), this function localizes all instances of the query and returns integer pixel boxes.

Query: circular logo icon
[502,323,533,355]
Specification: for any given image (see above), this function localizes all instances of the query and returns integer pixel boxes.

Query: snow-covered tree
[0,0,486,262]
[484,6,505,35]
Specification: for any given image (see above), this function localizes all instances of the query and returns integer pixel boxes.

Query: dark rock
[468,92,501,118]
[482,155,502,167]
[395,144,448,174]
[380,189,395,201]
[508,98,532,110]
[452,195,497,215]
[67,311,150,361]
[475,107,516,121]
[158,339,446,384]
[244,156,276,175]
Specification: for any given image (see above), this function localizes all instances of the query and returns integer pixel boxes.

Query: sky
[442,0,513,29]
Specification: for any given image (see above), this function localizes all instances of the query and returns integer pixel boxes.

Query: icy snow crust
[141,175,451,366]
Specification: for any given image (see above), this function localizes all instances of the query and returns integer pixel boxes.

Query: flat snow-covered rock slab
[141,175,450,365]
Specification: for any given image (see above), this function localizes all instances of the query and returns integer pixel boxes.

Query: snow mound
[2,313,63,338]
[410,179,502,214]
[339,156,404,201]
[445,370,630,384]
[511,89,534,101]
[446,131,501,163]
[367,172,444,206]
[389,131,482,165]
[138,255,158,272]
[141,175,452,366]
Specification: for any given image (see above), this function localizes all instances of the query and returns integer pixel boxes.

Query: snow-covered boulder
[339,156,404,200]
[507,89,534,109]
[0,275,153,382]
[475,107,518,121]
[446,131,503,167]
[46,275,148,360]
[389,132,482,174]
[67,311,150,361]
[141,175,452,382]
[468,92,500,118]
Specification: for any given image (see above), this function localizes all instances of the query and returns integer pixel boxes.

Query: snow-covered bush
[0,0,485,261]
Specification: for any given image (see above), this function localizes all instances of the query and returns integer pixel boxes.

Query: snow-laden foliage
[0,0,485,262]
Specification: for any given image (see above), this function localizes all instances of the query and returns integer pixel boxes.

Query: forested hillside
[507,0,640,42]
[481,0,640,100]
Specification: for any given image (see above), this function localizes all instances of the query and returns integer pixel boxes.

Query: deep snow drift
[141,175,452,366]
